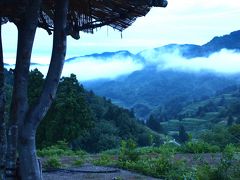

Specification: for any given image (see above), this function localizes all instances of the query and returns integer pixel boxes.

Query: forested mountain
[85,68,240,119]
[158,84,240,137]
[83,30,240,119]
[4,69,162,153]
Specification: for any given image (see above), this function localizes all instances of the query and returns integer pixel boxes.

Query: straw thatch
[0,0,167,39]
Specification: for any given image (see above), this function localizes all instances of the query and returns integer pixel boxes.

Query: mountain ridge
[66,30,240,62]
[83,30,240,119]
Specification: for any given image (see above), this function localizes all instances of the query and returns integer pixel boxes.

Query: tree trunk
[18,124,41,180]
[0,21,7,180]
[18,0,68,179]
[5,1,42,179]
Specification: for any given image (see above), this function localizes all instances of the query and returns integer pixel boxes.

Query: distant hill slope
[138,30,240,60]
[160,85,240,135]
[3,69,163,153]
[84,68,240,119]
[83,30,240,119]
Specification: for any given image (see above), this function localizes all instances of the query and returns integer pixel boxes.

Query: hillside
[159,85,240,136]
[83,30,240,119]
[84,68,240,119]
[4,69,162,153]
[143,30,240,59]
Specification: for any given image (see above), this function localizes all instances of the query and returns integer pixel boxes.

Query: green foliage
[26,69,163,153]
[43,156,62,169]
[87,66,238,119]
[74,120,121,153]
[136,143,177,155]
[73,159,84,166]
[200,125,232,149]
[100,149,119,155]
[118,139,139,164]
[228,124,240,144]
[178,125,189,143]
[37,74,93,148]
[179,141,220,153]
[193,144,240,180]
[118,145,189,179]
[37,141,86,157]
[195,164,219,180]
[28,69,44,106]
[146,115,164,133]
[93,154,116,166]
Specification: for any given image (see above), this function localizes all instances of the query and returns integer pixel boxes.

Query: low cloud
[62,57,143,81]
[5,48,240,81]
[140,48,240,74]
[28,56,143,81]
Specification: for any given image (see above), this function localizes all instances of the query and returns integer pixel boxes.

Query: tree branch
[28,0,69,128]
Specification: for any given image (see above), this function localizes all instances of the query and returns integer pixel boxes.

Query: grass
[43,156,62,169]
[37,137,240,179]
[37,141,87,158]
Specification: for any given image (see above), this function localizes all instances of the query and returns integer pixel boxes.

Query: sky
[2,0,240,64]
[2,0,240,81]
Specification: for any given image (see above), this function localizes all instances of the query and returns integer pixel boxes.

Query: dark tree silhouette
[146,115,163,133]
[178,125,189,143]
[227,115,234,126]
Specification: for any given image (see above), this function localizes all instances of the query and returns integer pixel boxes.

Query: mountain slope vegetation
[85,68,240,119]
[23,69,163,152]
[159,85,240,133]
[84,30,240,119]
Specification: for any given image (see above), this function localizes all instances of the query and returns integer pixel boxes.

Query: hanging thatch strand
[0,0,167,39]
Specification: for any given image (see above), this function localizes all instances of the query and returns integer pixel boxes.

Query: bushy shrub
[93,154,116,166]
[195,164,218,180]
[199,125,232,149]
[73,159,84,166]
[118,139,139,164]
[37,140,87,157]
[136,143,177,156]
[194,144,240,180]
[43,156,62,169]
[179,141,220,153]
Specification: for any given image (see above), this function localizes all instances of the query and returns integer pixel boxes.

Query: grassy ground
[39,141,240,180]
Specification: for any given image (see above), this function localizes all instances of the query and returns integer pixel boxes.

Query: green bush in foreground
[117,139,190,179]
[118,139,139,164]
[73,159,85,166]
[93,154,117,166]
[179,141,221,153]
[37,140,87,157]
[115,140,240,179]
[43,156,62,169]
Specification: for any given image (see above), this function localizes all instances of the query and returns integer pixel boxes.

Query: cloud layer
[140,49,240,74]
[5,48,240,81]
[27,56,143,81]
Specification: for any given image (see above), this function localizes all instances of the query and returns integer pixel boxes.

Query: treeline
[8,69,162,153]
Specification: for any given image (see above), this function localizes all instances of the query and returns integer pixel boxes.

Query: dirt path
[43,164,161,180]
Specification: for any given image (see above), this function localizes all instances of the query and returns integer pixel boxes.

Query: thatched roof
[0,0,167,39]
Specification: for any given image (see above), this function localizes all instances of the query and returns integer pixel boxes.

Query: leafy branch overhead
[0,0,167,39]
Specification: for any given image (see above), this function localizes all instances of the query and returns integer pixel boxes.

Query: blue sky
[2,0,240,65]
